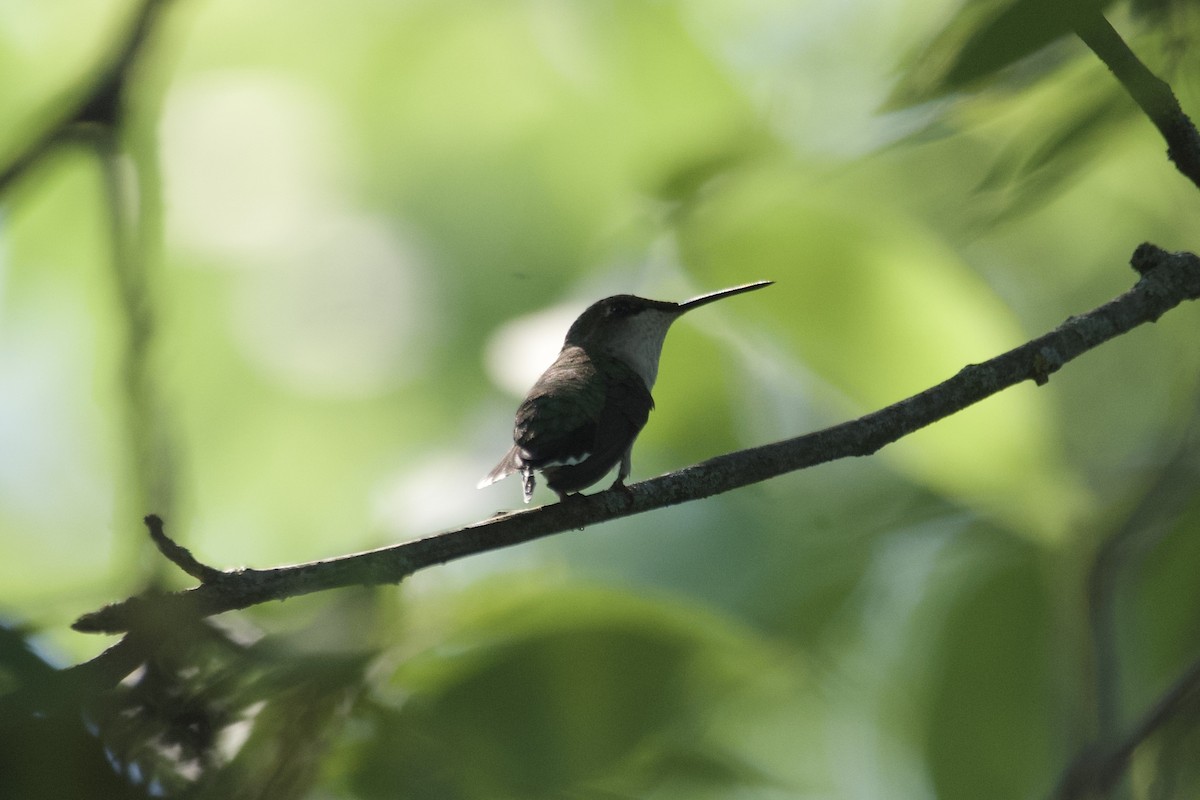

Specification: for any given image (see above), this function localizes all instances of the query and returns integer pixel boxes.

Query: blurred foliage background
[2,0,1200,797]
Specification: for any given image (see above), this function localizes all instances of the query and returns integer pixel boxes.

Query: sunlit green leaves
[353,0,757,310]
[5,0,1200,798]
[680,162,1088,536]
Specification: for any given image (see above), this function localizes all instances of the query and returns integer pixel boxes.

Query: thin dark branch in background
[1087,417,1200,740]
[72,244,1200,635]
[0,0,169,196]
[1051,654,1200,800]
[0,0,181,563]
[1048,17,1200,797]
[1073,11,1200,190]
[95,119,180,568]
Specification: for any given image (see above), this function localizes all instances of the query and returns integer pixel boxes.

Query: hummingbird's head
[564,295,682,389]
[564,295,678,347]
[564,282,774,350]
[561,282,772,389]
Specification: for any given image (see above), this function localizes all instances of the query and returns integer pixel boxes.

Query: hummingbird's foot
[520,467,537,504]
[555,491,586,504]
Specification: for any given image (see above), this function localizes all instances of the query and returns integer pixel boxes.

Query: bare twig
[145,514,224,583]
[1073,11,1200,190]
[72,244,1200,635]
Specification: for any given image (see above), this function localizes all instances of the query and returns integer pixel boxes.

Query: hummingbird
[479,280,772,503]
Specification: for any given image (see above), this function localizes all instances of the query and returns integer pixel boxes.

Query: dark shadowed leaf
[336,584,812,799]
[0,625,149,800]
[890,0,1112,107]
[924,534,1064,800]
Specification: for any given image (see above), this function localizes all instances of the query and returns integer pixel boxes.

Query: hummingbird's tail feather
[477,443,535,501]
[477,447,521,489]
[480,448,537,503]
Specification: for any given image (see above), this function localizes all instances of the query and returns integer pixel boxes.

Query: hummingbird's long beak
[676,280,773,313]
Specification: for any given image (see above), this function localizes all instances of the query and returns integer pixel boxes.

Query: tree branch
[72,243,1200,635]
[1073,11,1200,190]
[0,0,170,196]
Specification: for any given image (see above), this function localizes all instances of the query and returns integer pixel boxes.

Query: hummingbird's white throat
[599,309,680,390]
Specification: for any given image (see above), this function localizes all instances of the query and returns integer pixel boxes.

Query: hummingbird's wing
[478,347,604,494]
[511,347,607,469]
[481,347,653,499]
[527,352,653,495]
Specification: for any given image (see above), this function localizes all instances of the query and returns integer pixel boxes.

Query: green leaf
[924,536,1063,800]
[890,0,1111,107]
